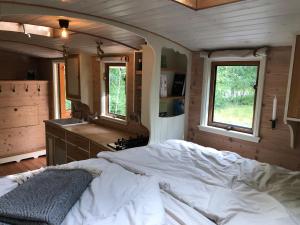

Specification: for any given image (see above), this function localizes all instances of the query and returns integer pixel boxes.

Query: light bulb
[61,28,68,38]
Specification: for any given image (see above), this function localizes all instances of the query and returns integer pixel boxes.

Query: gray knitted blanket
[0,169,93,225]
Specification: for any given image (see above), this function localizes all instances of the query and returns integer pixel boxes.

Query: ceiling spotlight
[58,19,69,38]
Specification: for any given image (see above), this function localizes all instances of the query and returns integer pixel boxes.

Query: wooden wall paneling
[187,47,300,171]
[127,53,135,118]
[92,56,101,114]
[0,50,38,80]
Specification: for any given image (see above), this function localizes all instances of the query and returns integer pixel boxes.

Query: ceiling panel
[1,0,300,50]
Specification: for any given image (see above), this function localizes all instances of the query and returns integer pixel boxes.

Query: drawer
[67,143,89,161]
[90,141,110,158]
[0,105,39,129]
[46,124,65,139]
[66,132,89,150]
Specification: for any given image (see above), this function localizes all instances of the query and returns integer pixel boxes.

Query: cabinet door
[288,35,300,118]
[54,138,67,165]
[46,134,55,166]
[90,141,110,158]
[66,54,81,100]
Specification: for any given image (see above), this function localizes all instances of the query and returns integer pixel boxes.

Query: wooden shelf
[160,96,185,100]
[136,70,142,75]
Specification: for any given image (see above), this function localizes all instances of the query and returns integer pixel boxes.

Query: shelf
[160,96,185,100]
[161,68,186,74]
[136,70,142,75]
[286,120,299,148]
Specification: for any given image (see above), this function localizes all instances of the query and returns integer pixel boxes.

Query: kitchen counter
[44,120,137,151]
[64,123,135,148]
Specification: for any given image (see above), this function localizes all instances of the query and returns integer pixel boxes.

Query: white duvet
[1,139,299,225]
[98,140,300,225]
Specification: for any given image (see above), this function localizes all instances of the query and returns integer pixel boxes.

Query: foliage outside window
[65,99,72,111]
[208,61,259,134]
[105,63,127,119]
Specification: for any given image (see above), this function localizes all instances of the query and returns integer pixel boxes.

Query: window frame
[208,61,260,134]
[104,62,127,120]
[198,55,267,143]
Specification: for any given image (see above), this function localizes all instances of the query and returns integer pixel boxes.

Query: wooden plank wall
[0,81,49,158]
[187,47,300,170]
[0,50,38,80]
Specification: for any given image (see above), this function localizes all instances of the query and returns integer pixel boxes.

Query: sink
[50,118,88,127]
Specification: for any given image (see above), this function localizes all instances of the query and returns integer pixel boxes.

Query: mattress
[1,139,299,225]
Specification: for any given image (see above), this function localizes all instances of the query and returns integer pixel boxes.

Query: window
[58,63,72,119]
[105,63,127,119]
[208,61,259,134]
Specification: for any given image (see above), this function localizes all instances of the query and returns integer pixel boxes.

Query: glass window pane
[213,65,258,128]
[108,65,127,117]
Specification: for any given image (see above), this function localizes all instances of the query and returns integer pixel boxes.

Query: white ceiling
[0,14,145,58]
[1,0,300,52]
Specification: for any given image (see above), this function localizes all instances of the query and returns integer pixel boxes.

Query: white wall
[142,38,192,144]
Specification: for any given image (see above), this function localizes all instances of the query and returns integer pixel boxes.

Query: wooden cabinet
[66,54,81,100]
[46,134,55,166]
[45,123,110,166]
[288,35,300,119]
[54,138,67,165]
[90,141,107,158]
[285,35,300,148]
[0,81,49,163]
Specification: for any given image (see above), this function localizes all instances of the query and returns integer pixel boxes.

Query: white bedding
[0,159,166,225]
[98,140,300,225]
[0,156,214,225]
[1,139,299,225]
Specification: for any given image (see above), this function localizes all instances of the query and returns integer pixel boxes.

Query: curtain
[200,47,268,58]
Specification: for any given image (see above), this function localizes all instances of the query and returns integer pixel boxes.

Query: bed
[0,140,299,225]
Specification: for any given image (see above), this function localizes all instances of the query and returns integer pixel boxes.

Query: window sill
[99,115,128,125]
[198,125,260,143]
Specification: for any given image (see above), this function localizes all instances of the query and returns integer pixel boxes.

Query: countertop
[45,120,136,149]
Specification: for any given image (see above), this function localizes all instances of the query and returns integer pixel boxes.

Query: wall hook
[25,84,29,92]
[12,85,15,93]
[0,85,2,93]
[37,84,41,92]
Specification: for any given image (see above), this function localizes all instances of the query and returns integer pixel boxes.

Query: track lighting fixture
[62,45,69,59]
[97,41,104,59]
[59,19,69,38]
[22,24,31,38]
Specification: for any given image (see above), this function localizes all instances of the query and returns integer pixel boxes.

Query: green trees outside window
[211,63,259,130]
[108,65,127,117]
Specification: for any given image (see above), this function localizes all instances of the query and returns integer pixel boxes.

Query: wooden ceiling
[1,0,300,52]
[0,14,145,58]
